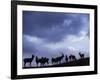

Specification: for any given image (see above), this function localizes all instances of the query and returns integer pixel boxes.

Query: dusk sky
[23,11,90,59]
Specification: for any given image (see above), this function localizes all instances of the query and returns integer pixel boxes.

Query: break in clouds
[23,11,90,59]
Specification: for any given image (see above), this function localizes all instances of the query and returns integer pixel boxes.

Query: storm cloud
[23,11,89,42]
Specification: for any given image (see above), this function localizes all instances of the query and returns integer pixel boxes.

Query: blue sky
[23,11,90,59]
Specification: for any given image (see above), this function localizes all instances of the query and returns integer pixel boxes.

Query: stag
[69,54,76,61]
[51,53,64,64]
[65,55,68,63]
[57,54,64,63]
[23,55,34,67]
[79,52,84,59]
[35,56,49,67]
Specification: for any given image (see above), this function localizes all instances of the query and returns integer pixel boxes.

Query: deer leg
[37,63,38,67]
[30,62,31,67]
[24,62,26,67]
[36,63,38,67]
[52,61,53,65]
[40,63,41,67]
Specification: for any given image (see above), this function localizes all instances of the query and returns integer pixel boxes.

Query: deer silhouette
[69,54,76,61]
[23,55,34,67]
[41,57,49,66]
[51,57,58,64]
[57,53,64,63]
[52,53,64,64]
[65,55,68,63]
[79,52,84,59]
[43,57,49,65]
[35,56,49,67]
[35,56,40,67]
[39,57,44,66]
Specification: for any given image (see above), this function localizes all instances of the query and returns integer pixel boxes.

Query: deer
[79,52,84,59]
[23,55,34,67]
[69,54,76,61]
[57,53,64,64]
[65,55,68,63]
[51,57,57,64]
[35,56,40,67]
[40,57,49,66]
[43,57,49,66]
[35,56,49,67]
[51,53,64,64]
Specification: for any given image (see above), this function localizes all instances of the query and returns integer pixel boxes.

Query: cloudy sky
[23,11,90,60]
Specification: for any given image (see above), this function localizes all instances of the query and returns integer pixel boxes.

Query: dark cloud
[23,11,66,28]
[23,11,89,42]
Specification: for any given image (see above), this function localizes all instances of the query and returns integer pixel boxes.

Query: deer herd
[23,52,84,67]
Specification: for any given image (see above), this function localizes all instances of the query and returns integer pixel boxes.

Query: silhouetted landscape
[23,57,89,69]
[23,11,90,69]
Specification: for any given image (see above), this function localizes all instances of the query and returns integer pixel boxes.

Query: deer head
[62,53,64,57]
[79,52,81,55]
